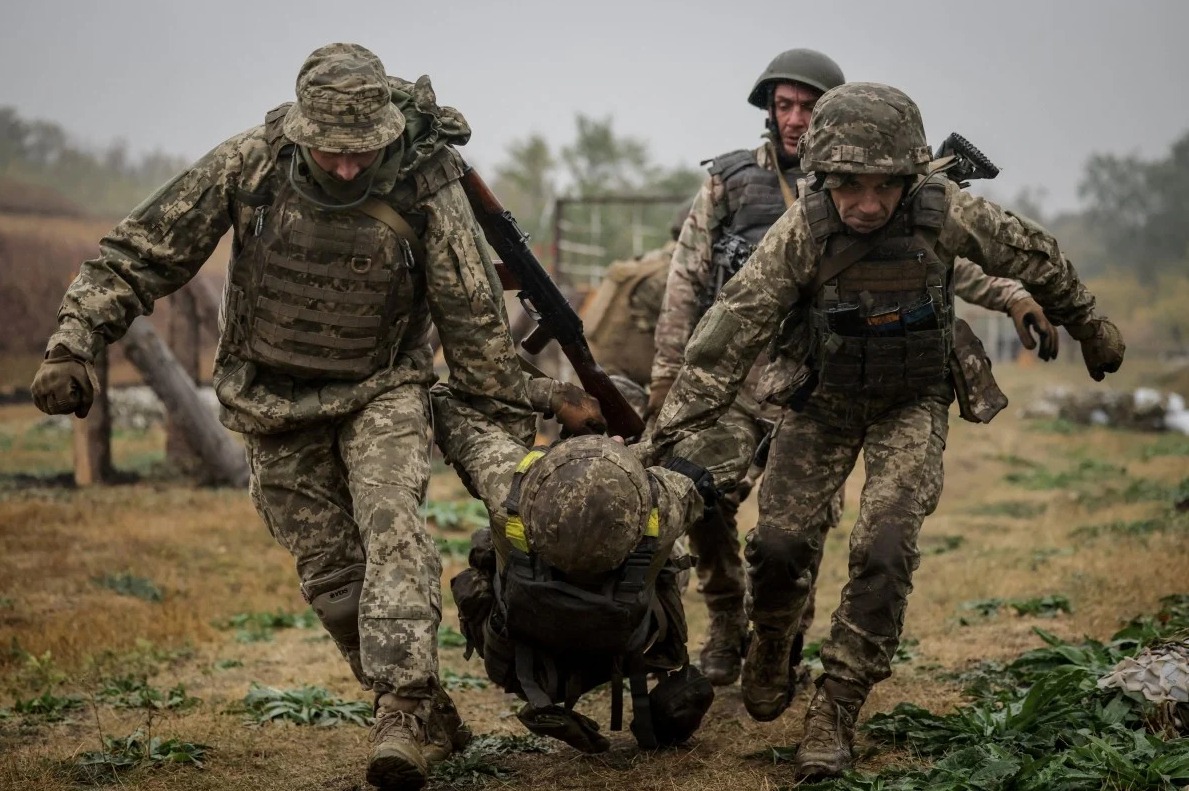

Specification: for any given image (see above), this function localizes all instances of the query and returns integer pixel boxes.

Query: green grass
[215,609,318,643]
[423,499,489,532]
[966,500,1047,519]
[438,624,468,648]
[430,733,551,786]
[93,572,163,603]
[1003,457,1124,490]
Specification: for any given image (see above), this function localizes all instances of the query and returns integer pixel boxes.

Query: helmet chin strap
[764,114,801,171]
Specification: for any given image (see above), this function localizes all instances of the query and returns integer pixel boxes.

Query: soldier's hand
[644,380,673,422]
[549,382,607,435]
[1008,297,1058,361]
[30,346,99,418]
[1068,318,1125,382]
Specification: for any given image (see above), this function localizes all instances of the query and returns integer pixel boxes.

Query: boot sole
[366,754,427,790]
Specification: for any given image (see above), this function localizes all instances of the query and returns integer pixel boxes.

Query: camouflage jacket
[651,176,1098,448]
[651,144,1029,401]
[48,81,534,437]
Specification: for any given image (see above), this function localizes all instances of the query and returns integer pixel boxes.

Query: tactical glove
[516,704,610,754]
[1007,297,1058,361]
[644,380,673,423]
[548,381,607,435]
[30,345,99,418]
[1067,318,1125,382]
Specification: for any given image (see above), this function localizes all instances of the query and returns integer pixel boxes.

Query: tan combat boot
[367,694,429,790]
[740,624,797,721]
[793,678,866,779]
[701,604,749,686]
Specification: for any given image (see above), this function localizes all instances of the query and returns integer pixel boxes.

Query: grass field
[1,358,1186,790]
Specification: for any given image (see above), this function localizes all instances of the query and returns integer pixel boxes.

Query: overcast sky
[3,0,1186,214]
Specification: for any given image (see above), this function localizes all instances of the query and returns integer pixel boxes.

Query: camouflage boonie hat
[518,436,653,576]
[799,82,931,181]
[283,43,405,154]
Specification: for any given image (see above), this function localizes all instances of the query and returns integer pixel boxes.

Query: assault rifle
[932,132,1000,187]
[459,164,646,439]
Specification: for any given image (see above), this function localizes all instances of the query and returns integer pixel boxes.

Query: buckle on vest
[350,255,372,274]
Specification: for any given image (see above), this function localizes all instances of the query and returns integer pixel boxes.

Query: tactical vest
[486,449,670,741]
[222,105,435,381]
[803,178,953,396]
[709,149,802,247]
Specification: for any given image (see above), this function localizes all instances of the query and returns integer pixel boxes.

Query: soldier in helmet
[648,82,1124,778]
[647,50,1057,691]
[431,383,746,754]
[29,43,536,790]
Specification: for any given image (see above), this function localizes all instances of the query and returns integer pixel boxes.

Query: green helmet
[518,436,653,577]
[798,82,933,177]
[747,48,845,109]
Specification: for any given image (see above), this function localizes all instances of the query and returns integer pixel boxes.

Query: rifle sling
[357,198,427,266]
[803,230,887,300]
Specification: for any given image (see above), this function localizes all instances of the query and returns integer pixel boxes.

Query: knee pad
[303,564,365,649]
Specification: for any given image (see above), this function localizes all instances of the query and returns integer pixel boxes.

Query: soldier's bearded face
[771,83,821,158]
[829,174,906,235]
[308,148,383,182]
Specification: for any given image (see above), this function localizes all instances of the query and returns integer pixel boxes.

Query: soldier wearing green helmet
[645,50,1048,697]
[30,42,537,790]
[648,82,1124,779]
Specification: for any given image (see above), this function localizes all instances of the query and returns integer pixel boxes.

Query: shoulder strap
[357,198,428,267]
[803,230,887,300]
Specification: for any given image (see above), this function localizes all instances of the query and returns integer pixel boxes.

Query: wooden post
[166,287,203,474]
[72,347,114,485]
[122,317,249,488]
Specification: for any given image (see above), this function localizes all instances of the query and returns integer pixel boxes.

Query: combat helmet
[516,436,655,578]
[747,48,846,108]
[798,82,933,178]
[283,43,405,154]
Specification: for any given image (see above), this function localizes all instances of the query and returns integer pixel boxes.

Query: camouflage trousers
[244,384,440,699]
[746,387,951,689]
[683,399,766,613]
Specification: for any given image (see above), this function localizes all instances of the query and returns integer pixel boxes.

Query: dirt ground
[1,357,1186,790]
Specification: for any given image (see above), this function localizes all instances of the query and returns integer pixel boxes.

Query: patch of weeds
[441,669,489,691]
[213,659,243,671]
[1008,594,1072,617]
[892,637,919,665]
[424,499,489,532]
[98,676,200,710]
[1073,516,1179,540]
[1139,433,1189,460]
[10,690,85,721]
[17,649,66,691]
[1029,546,1074,569]
[93,572,163,602]
[217,609,317,643]
[438,624,468,649]
[431,733,550,786]
[436,536,472,561]
[808,596,1189,791]
[66,730,208,783]
[1004,457,1123,491]
[959,598,1006,623]
[86,639,195,679]
[1028,418,1080,435]
[966,500,1047,519]
[921,534,965,556]
[239,683,372,727]
[0,596,14,609]
[1082,475,1187,508]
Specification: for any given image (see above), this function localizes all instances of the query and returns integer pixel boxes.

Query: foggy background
[3,0,1186,214]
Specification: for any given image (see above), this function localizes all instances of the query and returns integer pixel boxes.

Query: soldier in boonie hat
[283,42,405,154]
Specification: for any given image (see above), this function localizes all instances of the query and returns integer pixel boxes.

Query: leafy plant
[431,733,550,786]
[216,609,318,643]
[98,676,199,710]
[93,572,163,602]
[213,659,243,671]
[921,534,966,556]
[436,536,472,560]
[424,499,489,532]
[67,730,208,783]
[438,625,468,648]
[9,690,84,721]
[441,669,489,691]
[239,684,372,727]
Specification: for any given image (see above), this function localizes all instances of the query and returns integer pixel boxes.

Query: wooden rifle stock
[460,165,646,439]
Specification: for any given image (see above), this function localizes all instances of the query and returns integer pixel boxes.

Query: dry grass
[1,358,1187,790]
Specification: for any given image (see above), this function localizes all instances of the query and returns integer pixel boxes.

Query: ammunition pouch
[949,318,1008,423]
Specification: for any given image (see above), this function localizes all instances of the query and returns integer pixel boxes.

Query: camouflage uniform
[36,45,534,786]
[652,82,1122,777]
[654,142,1033,677]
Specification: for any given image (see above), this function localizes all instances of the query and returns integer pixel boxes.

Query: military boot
[793,678,866,779]
[741,623,797,721]
[421,687,473,765]
[701,603,749,686]
[367,694,429,790]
